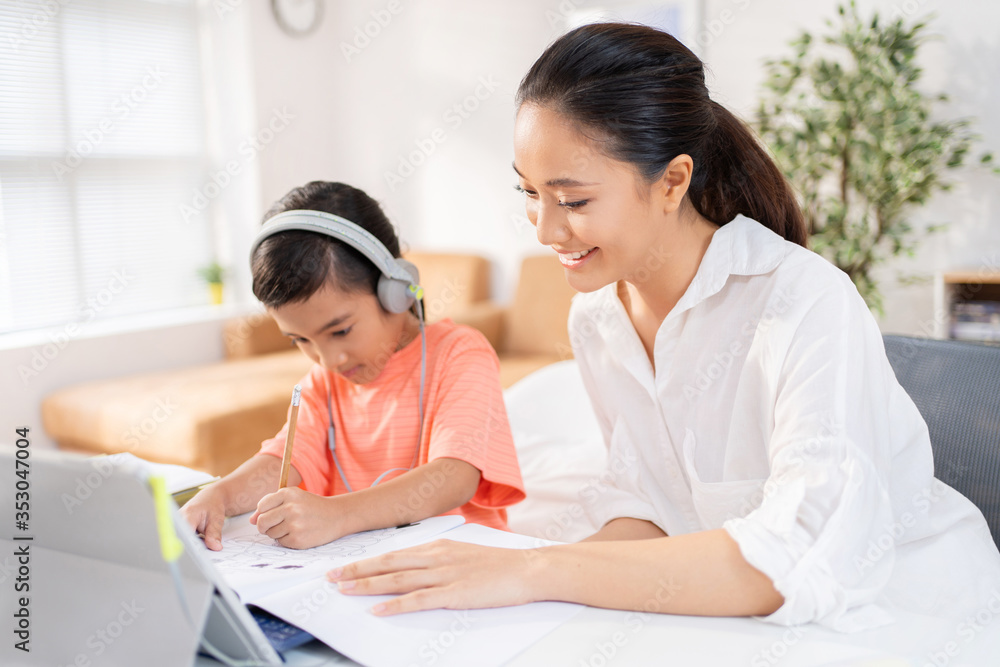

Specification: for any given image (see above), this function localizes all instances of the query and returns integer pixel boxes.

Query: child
[181,181,524,550]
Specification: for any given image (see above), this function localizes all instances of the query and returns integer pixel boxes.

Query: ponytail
[693,101,807,246]
[517,23,807,247]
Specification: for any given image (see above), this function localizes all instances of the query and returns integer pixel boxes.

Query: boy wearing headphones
[181,182,525,550]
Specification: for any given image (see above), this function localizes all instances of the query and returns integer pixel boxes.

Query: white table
[197,600,1000,666]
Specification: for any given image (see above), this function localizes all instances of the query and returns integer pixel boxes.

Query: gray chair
[883,335,1000,550]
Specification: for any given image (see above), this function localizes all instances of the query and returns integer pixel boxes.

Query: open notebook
[213,513,584,666]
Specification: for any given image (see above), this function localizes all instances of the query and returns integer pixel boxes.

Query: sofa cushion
[504,254,577,357]
[42,349,313,475]
[404,251,491,323]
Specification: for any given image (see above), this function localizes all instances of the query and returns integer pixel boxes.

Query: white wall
[4,0,998,449]
[242,0,999,330]
[242,0,567,303]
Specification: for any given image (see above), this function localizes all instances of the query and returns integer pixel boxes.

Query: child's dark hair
[517,23,807,246]
[251,181,400,308]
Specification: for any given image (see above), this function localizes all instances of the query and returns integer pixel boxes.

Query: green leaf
[753,1,997,313]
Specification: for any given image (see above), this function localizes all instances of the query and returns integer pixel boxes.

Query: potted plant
[198,261,226,305]
[755,1,996,313]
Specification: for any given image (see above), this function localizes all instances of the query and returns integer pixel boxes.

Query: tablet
[0,446,283,666]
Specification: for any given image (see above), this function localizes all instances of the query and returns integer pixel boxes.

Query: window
[0,0,214,335]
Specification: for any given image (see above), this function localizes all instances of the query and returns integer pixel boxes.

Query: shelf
[942,271,1000,285]
[934,270,1000,342]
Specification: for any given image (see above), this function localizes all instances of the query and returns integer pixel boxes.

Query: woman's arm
[537,529,782,615]
[251,457,481,549]
[583,517,667,541]
[329,528,783,617]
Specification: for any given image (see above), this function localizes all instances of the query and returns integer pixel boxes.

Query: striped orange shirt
[257,319,524,529]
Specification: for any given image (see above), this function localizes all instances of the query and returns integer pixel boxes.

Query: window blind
[0,0,212,334]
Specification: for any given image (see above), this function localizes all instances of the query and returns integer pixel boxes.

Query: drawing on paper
[209,524,416,573]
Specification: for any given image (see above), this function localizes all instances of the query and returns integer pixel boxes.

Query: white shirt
[570,215,1000,632]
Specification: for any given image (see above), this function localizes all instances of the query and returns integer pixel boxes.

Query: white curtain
[0,0,213,334]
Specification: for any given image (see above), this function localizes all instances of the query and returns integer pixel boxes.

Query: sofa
[882,334,1000,549]
[41,252,577,476]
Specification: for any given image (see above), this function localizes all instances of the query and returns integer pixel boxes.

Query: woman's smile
[555,246,599,269]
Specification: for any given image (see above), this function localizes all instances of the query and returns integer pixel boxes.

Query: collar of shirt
[662,214,794,317]
[586,214,795,385]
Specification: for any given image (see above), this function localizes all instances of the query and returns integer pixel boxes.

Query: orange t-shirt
[257,319,525,529]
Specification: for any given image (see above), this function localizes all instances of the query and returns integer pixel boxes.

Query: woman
[327,23,1000,631]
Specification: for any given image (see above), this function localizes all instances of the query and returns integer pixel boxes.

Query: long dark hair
[251,181,401,308]
[517,22,807,246]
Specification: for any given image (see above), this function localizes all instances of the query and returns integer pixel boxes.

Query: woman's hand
[326,540,546,615]
[328,530,785,618]
[251,487,349,549]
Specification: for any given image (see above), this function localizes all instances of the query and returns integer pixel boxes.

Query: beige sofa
[462,254,579,387]
[41,252,576,476]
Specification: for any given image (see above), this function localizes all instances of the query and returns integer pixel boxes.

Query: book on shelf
[950,300,1000,342]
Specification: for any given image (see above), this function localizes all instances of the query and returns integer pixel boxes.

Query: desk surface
[197,602,1000,666]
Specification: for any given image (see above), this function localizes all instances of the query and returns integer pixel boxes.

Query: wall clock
[271,0,324,37]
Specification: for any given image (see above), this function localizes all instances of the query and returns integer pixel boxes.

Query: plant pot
[209,282,224,305]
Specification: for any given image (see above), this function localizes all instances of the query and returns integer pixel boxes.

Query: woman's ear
[656,154,694,214]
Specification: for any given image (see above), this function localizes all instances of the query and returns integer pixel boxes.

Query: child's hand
[251,488,348,549]
[180,487,227,551]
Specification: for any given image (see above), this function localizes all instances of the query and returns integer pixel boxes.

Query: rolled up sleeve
[723,277,901,632]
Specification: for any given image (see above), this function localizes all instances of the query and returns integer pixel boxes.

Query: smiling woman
[327,22,1000,636]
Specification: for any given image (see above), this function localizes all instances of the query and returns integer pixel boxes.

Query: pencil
[278,384,302,489]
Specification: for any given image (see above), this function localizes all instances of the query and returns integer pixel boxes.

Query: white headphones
[250,209,427,491]
[249,209,424,313]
